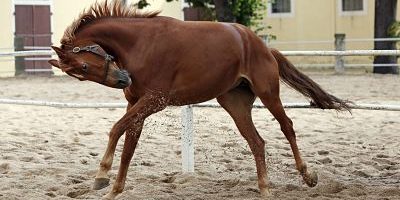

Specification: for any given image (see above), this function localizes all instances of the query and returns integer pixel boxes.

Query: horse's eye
[82,63,88,72]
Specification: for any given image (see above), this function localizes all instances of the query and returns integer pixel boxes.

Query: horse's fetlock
[112,183,125,194]
[298,163,307,174]
[100,162,111,171]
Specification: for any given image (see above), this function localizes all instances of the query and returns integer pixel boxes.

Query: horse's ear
[51,46,66,59]
[48,59,61,69]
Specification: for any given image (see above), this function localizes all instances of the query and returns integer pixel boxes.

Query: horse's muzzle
[115,70,131,89]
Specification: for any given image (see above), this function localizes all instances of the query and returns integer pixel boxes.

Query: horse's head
[48,44,131,89]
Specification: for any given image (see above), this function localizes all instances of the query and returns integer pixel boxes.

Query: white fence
[279,50,400,56]
[2,50,400,57]
[2,99,400,111]
[262,36,400,73]
[0,50,54,57]
[265,37,400,45]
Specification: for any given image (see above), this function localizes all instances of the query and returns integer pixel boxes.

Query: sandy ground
[0,74,399,200]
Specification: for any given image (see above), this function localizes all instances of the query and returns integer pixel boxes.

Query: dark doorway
[15,4,52,75]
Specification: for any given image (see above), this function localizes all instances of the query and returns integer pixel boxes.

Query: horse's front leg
[102,121,144,200]
[93,102,135,190]
[96,95,166,199]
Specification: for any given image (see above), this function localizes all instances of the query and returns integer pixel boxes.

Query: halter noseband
[70,44,114,83]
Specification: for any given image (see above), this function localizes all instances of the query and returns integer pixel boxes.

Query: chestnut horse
[49,1,350,199]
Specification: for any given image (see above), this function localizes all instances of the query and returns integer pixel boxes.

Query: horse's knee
[254,130,265,145]
[256,138,265,152]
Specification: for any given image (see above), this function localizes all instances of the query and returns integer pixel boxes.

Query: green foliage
[388,21,400,49]
[135,0,177,9]
[134,0,271,35]
[135,0,150,9]
[231,0,267,33]
[388,21,400,37]
[185,0,268,33]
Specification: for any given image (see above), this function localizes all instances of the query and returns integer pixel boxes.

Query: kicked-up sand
[0,74,399,199]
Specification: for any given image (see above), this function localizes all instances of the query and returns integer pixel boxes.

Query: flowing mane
[61,0,160,45]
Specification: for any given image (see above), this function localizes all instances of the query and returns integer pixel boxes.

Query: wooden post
[14,36,25,76]
[181,105,194,173]
[334,34,345,74]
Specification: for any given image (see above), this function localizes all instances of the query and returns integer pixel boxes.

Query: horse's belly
[168,76,237,106]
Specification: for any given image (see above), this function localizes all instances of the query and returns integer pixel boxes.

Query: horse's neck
[76,19,147,68]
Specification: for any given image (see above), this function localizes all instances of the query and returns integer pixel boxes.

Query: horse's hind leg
[217,86,270,196]
[258,92,318,187]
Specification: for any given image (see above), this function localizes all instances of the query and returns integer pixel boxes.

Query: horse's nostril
[117,77,131,87]
[118,79,127,85]
[115,70,131,88]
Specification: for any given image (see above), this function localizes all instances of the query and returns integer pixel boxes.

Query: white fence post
[181,105,194,173]
[335,33,346,74]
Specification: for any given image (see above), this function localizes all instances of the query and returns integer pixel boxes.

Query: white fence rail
[1,99,399,111]
[265,37,400,45]
[0,50,54,57]
[0,99,127,108]
[1,50,400,57]
[280,50,400,56]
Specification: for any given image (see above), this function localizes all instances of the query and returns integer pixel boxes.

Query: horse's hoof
[305,171,318,187]
[93,178,110,190]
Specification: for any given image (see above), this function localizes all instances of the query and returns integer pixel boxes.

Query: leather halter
[70,44,114,83]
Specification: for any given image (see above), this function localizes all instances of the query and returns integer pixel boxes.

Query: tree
[134,0,267,33]
[373,0,398,74]
[389,21,400,37]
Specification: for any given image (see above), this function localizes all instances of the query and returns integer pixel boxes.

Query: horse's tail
[270,48,352,112]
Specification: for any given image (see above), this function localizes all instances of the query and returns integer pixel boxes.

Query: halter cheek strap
[70,44,114,84]
[102,55,112,83]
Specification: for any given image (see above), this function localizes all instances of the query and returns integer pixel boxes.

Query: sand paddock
[0,74,399,199]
